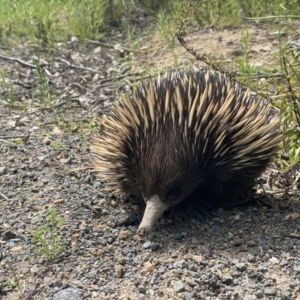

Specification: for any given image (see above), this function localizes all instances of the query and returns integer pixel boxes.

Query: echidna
[92,67,281,236]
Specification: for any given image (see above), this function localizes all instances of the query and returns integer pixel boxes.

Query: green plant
[15,138,23,145]
[34,57,53,105]
[3,257,37,296]
[0,0,299,47]
[0,71,16,107]
[52,141,66,150]
[26,257,36,286]
[279,56,300,168]
[84,117,99,132]
[69,0,104,39]
[3,260,24,297]
[32,210,66,261]
[235,29,258,75]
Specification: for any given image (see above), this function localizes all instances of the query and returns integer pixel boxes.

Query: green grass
[0,0,126,49]
[0,0,299,48]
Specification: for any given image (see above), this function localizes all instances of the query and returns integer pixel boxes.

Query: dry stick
[98,72,142,84]
[248,74,285,79]
[55,58,99,74]
[0,192,9,201]
[11,80,36,89]
[85,39,132,53]
[0,55,48,68]
[0,135,29,139]
[176,29,276,105]
[39,99,82,112]
[81,202,102,215]
[69,82,90,92]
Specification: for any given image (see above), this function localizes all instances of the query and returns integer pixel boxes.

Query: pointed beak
[137,195,167,236]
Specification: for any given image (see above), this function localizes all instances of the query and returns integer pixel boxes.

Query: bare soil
[0,22,300,300]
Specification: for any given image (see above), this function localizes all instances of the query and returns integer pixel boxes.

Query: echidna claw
[190,207,210,221]
[191,206,211,218]
[137,227,149,236]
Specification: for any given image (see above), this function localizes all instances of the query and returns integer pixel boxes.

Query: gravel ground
[1,23,300,300]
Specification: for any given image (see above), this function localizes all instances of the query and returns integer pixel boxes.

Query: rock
[264,288,276,296]
[52,288,84,300]
[173,281,185,293]
[150,242,161,251]
[119,230,132,240]
[173,233,182,240]
[142,241,151,249]
[188,264,198,272]
[293,264,300,272]
[222,274,233,284]
[138,285,146,293]
[2,231,17,241]
[115,265,124,278]
[142,261,154,272]
[269,256,279,264]
[247,254,256,263]
[254,290,264,298]
[236,263,247,272]
[0,167,6,175]
[191,255,204,263]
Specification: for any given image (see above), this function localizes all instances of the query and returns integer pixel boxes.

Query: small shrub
[32,210,66,261]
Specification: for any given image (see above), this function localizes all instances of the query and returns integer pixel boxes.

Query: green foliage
[15,138,23,145]
[51,141,66,150]
[69,0,107,39]
[235,29,259,76]
[3,257,36,296]
[0,0,299,47]
[32,210,66,261]
[279,55,300,168]
[0,70,27,110]
[3,260,24,297]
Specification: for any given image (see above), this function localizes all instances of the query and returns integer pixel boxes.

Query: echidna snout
[137,195,168,236]
[92,68,282,236]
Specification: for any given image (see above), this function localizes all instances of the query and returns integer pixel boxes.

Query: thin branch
[0,135,30,139]
[55,58,99,74]
[0,192,9,201]
[0,55,48,69]
[85,39,132,53]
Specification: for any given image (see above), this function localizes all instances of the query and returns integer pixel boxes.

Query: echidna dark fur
[92,67,281,236]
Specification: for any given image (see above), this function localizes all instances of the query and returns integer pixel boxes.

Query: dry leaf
[10,245,23,252]
[284,213,300,221]
[53,199,65,205]
[142,261,154,272]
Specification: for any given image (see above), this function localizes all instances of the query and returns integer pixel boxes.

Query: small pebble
[236,263,247,272]
[222,274,233,284]
[138,285,146,293]
[111,200,117,207]
[264,288,276,296]
[0,167,6,175]
[115,265,124,278]
[143,241,151,249]
[255,290,264,298]
[247,254,256,263]
[119,230,132,240]
[150,242,161,251]
[173,281,185,293]
[173,233,182,240]
[2,231,17,241]
[269,256,279,264]
[52,288,84,300]
[293,264,300,272]
[142,261,154,272]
